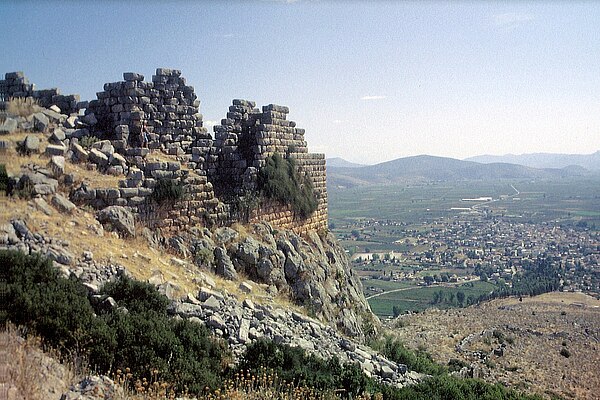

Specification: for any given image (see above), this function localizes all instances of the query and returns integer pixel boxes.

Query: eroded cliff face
[172,222,378,340]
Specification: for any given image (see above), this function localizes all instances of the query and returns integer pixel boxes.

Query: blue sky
[2,1,599,164]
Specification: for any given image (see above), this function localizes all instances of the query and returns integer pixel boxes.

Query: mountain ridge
[328,154,590,187]
[465,151,600,171]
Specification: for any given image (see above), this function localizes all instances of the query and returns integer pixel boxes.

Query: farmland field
[368,281,497,317]
[328,177,600,317]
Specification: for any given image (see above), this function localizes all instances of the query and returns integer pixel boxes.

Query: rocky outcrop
[177,222,377,340]
[168,285,422,388]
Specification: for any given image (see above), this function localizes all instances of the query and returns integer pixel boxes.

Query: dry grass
[389,292,600,399]
[6,97,40,117]
[116,368,382,400]
[1,134,122,188]
[0,325,75,400]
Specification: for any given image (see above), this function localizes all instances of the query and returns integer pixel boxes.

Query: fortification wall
[6,68,328,235]
[0,72,83,114]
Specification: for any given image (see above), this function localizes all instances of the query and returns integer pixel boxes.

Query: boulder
[33,112,49,132]
[0,117,18,134]
[239,281,253,294]
[47,155,65,177]
[96,206,135,237]
[207,314,227,332]
[51,193,76,213]
[214,227,239,244]
[49,105,61,113]
[50,128,66,143]
[0,223,20,245]
[89,148,109,167]
[33,197,53,215]
[71,143,88,162]
[40,108,65,123]
[23,135,40,153]
[109,152,126,166]
[92,140,115,157]
[64,115,78,128]
[214,246,237,280]
[18,172,58,195]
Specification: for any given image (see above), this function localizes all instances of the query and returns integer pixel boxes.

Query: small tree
[456,291,465,306]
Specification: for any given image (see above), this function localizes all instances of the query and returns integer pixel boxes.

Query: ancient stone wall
[0,72,83,114]
[25,68,328,235]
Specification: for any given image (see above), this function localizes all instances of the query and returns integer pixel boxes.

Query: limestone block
[51,193,76,213]
[23,135,40,153]
[45,144,67,156]
[33,112,49,132]
[47,155,65,177]
[89,148,109,166]
[71,143,88,162]
[0,117,18,134]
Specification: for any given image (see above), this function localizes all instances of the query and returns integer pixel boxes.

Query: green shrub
[78,135,97,150]
[1,250,227,395]
[447,358,469,372]
[151,178,184,204]
[258,153,318,218]
[1,250,116,362]
[0,164,7,193]
[373,336,447,376]
[238,340,370,398]
[560,348,571,358]
[100,275,169,314]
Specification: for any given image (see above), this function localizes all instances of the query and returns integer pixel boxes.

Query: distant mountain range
[465,151,600,171]
[326,155,592,188]
[326,157,365,168]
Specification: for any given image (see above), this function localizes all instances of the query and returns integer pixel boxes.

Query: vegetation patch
[0,164,8,193]
[1,250,227,395]
[258,152,318,218]
[151,178,184,204]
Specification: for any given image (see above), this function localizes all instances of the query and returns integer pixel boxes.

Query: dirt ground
[388,292,600,399]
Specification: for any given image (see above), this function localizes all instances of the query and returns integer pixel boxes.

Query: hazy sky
[2,1,599,164]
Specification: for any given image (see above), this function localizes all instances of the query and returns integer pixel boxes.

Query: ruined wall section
[76,70,328,235]
[86,69,210,157]
[0,71,83,114]
[211,100,328,233]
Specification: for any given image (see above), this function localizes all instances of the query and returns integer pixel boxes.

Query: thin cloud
[493,13,534,29]
[214,33,239,39]
[361,95,386,101]
[261,0,301,3]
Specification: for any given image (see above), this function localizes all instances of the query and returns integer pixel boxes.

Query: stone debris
[168,285,422,389]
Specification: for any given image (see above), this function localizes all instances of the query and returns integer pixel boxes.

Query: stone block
[45,144,67,156]
[88,148,109,166]
[23,135,40,153]
[33,112,49,132]
[50,128,66,143]
[71,143,88,162]
[123,72,144,81]
[51,193,76,214]
[0,117,18,134]
[47,155,65,177]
